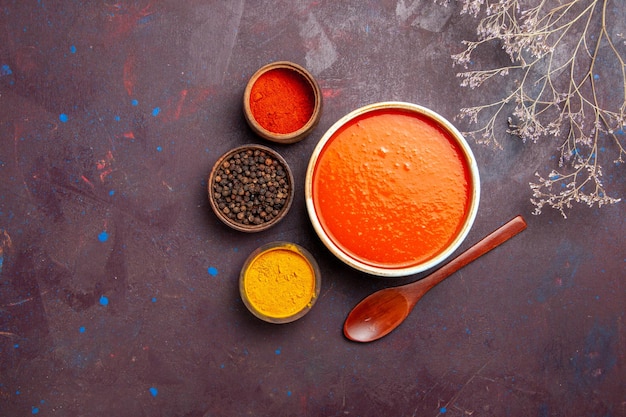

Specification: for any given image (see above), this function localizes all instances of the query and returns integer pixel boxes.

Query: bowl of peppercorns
[208,144,294,232]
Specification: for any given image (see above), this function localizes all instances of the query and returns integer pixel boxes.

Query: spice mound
[250,68,315,134]
[209,145,293,232]
[240,242,321,323]
[243,61,322,144]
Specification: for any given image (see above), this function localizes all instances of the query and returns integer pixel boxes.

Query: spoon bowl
[344,215,527,342]
[344,289,412,343]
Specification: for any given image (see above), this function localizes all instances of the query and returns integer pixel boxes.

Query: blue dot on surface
[151,297,157,303]
[149,387,158,397]
[109,190,115,196]
[99,295,109,306]
[79,326,85,333]
[59,113,69,123]
[275,348,281,355]
[1,64,12,76]
[114,115,121,121]
[152,107,161,117]
[70,44,76,54]
[98,231,109,242]
[131,99,139,106]
[32,407,39,414]
[440,407,447,413]
[156,146,162,152]
[207,266,218,276]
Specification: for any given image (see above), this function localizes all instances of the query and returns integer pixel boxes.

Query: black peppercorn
[210,146,292,230]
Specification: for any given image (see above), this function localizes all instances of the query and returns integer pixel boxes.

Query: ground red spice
[250,68,314,134]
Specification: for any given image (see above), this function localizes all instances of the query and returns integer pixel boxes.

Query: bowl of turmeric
[243,61,322,144]
[305,102,481,277]
[239,242,321,324]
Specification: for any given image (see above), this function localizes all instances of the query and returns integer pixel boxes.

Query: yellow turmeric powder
[241,243,318,320]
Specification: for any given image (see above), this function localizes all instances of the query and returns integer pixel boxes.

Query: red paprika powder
[249,68,315,134]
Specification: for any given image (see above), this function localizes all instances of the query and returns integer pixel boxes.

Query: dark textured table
[1,1,624,416]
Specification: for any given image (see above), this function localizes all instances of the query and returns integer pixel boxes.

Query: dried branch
[452,0,625,217]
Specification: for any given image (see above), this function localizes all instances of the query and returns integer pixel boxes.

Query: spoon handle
[406,215,527,300]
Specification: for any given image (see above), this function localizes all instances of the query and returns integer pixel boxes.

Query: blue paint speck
[131,99,139,106]
[99,295,109,306]
[149,387,158,397]
[465,328,472,335]
[156,146,162,152]
[114,115,121,121]
[287,390,292,397]
[98,231,109,242]
[440,407,447,414]
[151,297,157,303]
[59,113,69,123]
[70,45,76,54]
[593,74,600,80]
[109,190,115,196]
[207,266,218,276]
[32,406,39,414]
[1,64,12,76]
[275,348,281,355]
[138,14,155,25]
[79,326,85,333]
[152,107,161,117]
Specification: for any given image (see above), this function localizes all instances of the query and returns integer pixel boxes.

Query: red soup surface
[311,109,473,269]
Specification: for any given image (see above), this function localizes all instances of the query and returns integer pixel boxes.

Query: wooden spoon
[343,215,527,342]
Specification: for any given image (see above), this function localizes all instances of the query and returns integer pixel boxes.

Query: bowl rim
[304,101,481,277]
[208,144,294,233]
[239,241,322,324]
[243,61,322,144]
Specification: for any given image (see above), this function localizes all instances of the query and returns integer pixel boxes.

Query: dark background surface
[1,1,624,416]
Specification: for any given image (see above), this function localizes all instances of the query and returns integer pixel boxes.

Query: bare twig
[452,0,625,217]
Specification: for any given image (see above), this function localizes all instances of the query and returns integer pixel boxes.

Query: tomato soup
[309,106,476,271]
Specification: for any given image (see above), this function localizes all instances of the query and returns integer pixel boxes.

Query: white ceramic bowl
[305,102,480,277]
